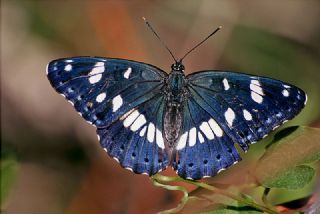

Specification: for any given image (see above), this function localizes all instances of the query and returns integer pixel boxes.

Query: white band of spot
[223,78,230,90]
[225,108,235,127]
[139,126,147,137]
[96,93,106,103]
[123,110,139,127]
[250,80,264,95]
[199,121,214,140]
[130,114,146,131]
[147,122,155,143]
[156,129,165,149]
[112,95,123,112]
[198,131,205,143]
[282,89,289,97]
[124,67,132,79]
[177,132,188,150]
[208,118,223,137]
[251,92,263,103]
[64,64,72,71]
[188,127,197,147]
[88,62,105,84]
[243,109,252,121]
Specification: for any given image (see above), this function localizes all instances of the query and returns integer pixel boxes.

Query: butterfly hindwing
[187,71,307,151]
[47,57,167,127]
[97,94,169,175]
[173,95,241,180]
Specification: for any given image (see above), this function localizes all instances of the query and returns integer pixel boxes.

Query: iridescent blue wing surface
[47,57,169,175]
[173,71,307,180]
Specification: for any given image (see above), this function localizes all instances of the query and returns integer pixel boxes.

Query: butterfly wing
[47,57,169,175]
[173,71,307,180]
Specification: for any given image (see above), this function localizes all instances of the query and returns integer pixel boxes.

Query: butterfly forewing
[47,57,167,127]
[186,71,307,151]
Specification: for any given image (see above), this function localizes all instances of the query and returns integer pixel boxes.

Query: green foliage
[1,155,19,207]
[262,165,315,189]
[255,126,320,189]
[152,126,320,213]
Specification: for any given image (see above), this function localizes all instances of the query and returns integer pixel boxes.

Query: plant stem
[152,174,278,214]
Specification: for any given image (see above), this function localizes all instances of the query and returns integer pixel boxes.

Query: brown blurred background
[1,1,320,214]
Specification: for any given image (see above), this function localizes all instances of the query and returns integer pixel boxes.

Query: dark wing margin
[47,56,169,175]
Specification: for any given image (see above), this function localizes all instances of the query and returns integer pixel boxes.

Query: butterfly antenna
[142,17,178,63]
[180,26,222,62]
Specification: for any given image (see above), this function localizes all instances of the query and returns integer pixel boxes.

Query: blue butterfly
[46,20,307,180]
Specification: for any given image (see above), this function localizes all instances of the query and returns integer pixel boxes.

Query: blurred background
[1,0,320,213]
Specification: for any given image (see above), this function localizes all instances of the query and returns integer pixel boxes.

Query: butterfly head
[171,61,185,73]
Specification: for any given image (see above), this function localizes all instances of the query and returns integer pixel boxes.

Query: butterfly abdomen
[163,71,188,154]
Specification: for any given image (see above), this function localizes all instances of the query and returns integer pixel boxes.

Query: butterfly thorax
[163,64,187,154]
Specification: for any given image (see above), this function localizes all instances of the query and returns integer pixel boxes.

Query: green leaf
[204,203,263,214]
[1,156,19,207]
[254,126,320,186]
[262,165,315,189]
[265,126,299,149]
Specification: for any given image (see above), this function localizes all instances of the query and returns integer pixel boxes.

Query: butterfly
[46,20,307,180]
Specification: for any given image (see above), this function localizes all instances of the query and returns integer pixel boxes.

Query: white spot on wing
[188,127,197,147]
[89,74,102,84]
[250,80,264,95]
[64,64,72,71]
[199,122,214,140]
[139,126,147,137]
[243,109,252,121]
[112,95,123,112]
[96,93,106,103]
[208,118,223,137]
[130,114,146,131]
[198,132,205,143]
[223,78,230,90]
[120,108,135,121]
[147,122,155,143]
[224,108,235,127]
[251,92,263,103]
[283,84,291,88]
[282,89,289,97]
[123,110,139,127]
[156,129,165,149]
[88,62,105,84]
[124,67,132,79]
[177,132,188,150]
